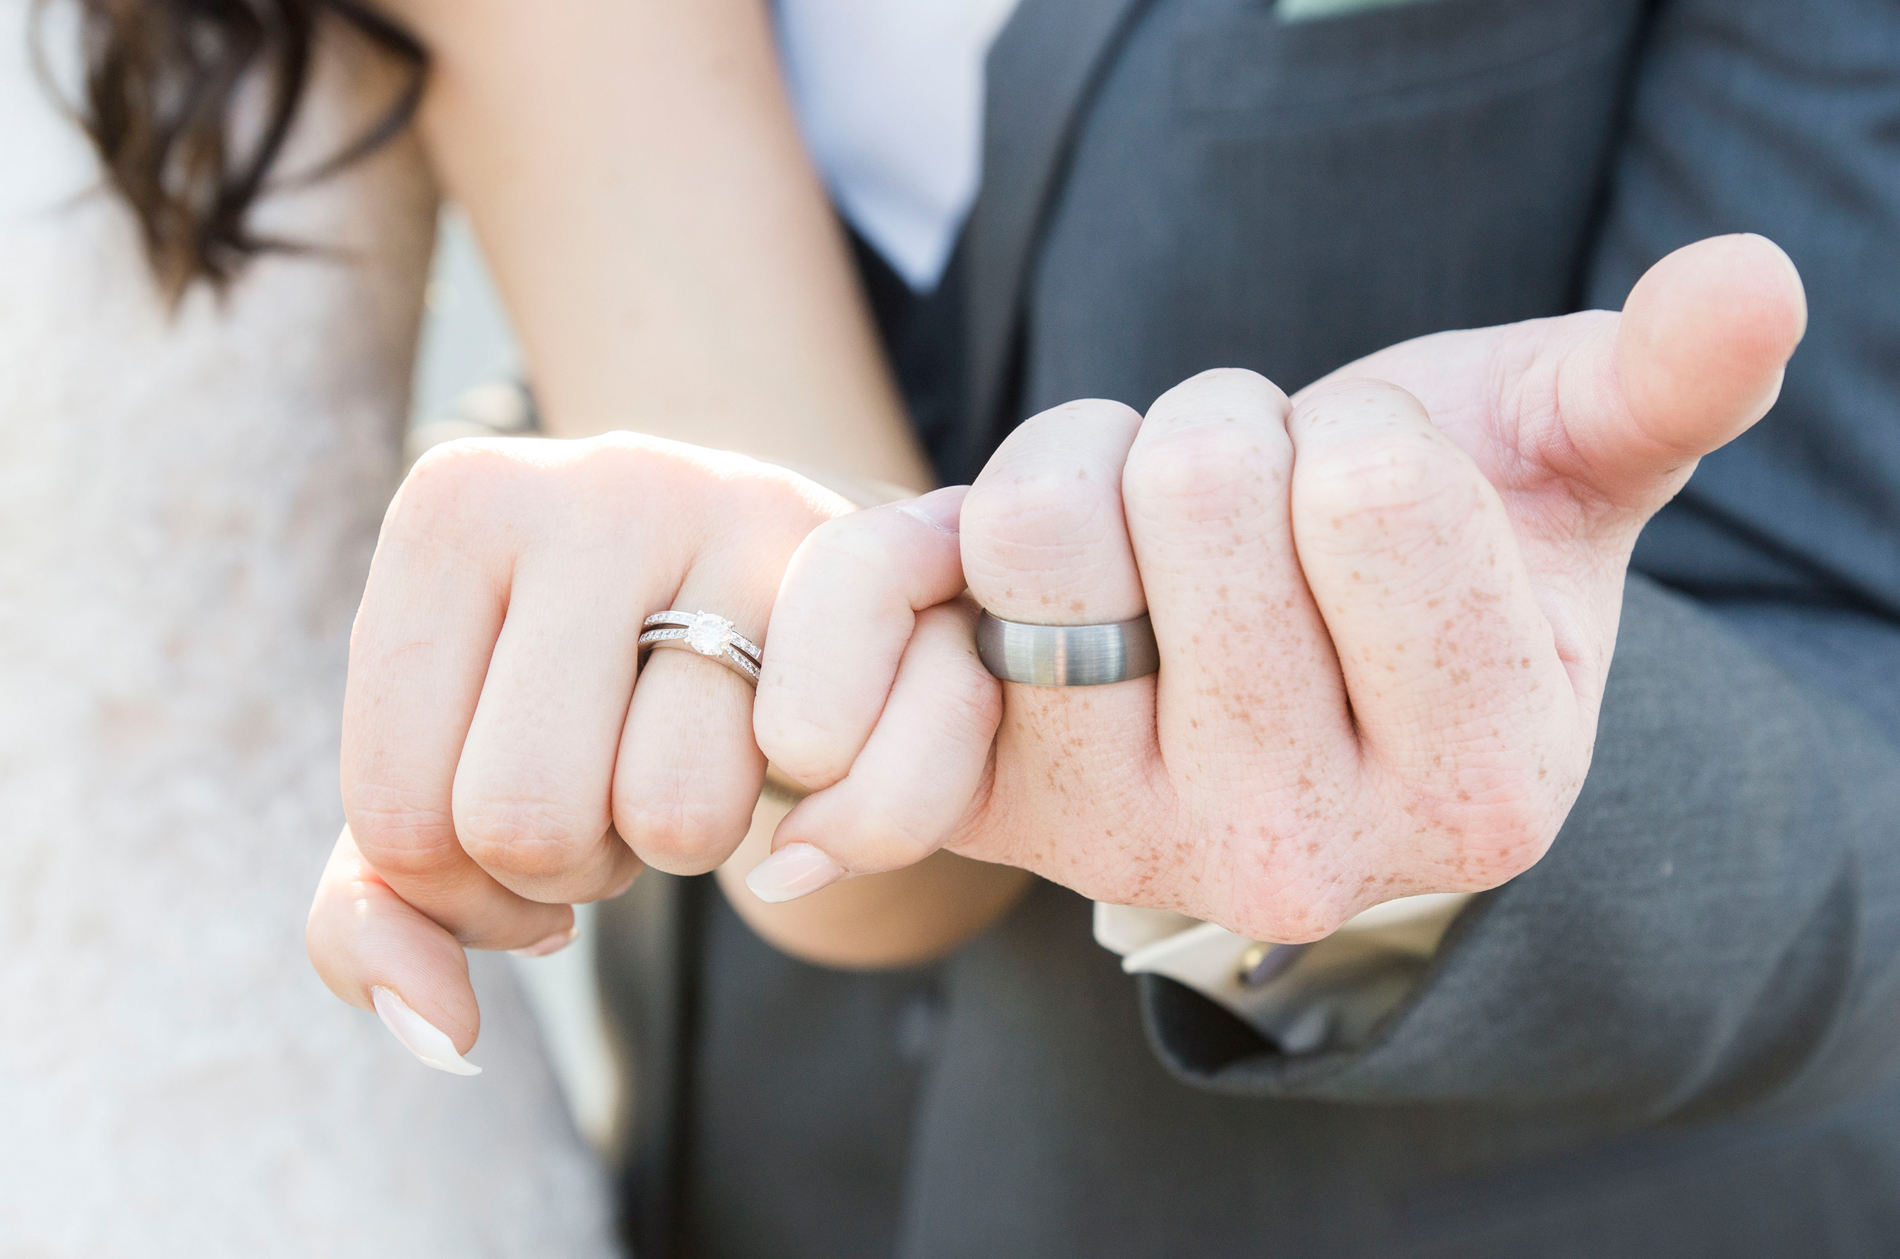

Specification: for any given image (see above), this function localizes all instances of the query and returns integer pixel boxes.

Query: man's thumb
[1560,233,1808,506]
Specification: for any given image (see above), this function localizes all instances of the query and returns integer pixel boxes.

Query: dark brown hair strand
[36,0,427,303]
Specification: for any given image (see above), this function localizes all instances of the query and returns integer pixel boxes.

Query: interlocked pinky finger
[747,598,1001,900]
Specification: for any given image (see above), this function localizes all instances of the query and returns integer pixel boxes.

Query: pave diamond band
[975,610,1160,687]
[639,610,763,686]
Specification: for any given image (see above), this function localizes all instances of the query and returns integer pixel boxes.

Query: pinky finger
[748,598,1001,900]
[307,826,523,1075]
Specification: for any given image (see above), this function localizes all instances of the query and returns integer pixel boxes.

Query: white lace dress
[0,13,621,1256]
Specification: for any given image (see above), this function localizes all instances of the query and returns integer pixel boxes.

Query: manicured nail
[371,986,481,1076]
[897,485,968,534]
[744,842,847,903]
[509,923,579,958]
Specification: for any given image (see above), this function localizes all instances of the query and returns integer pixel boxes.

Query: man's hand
[755,235,1807,942]
[306,433,852,1067]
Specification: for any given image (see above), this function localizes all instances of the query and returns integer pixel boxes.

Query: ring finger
[955,399,1170,897]
[612,537,794,875]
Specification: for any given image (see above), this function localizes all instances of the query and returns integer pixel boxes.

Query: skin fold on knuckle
[963,465,1117,556]
[961,477,1129,615]
[342,791,466,888]
[387,437,532,546]
[1223,852,1369,944]
[1294,424,1480,547]
[752,702,858,792]
[1373,763,1569,893]
[797,515,909,580]
[452,794,603,886]
[934,650,1005,748]
[824,800,944,873]
[1124,419,1292,534]
[615,789,747,874]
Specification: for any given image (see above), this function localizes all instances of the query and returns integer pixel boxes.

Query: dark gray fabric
[1003,0,1645,431]
[612,0,1900,1253]
[678,886,941,1259]
[598,858,696,1257]
[1603,0,1900,624]
[952,0,1151,483]
[895,878,1900,1258]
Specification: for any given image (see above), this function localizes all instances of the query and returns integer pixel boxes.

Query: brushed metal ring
[975,611,1160,687]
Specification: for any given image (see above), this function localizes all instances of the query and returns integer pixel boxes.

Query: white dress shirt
[775,0,1021,291]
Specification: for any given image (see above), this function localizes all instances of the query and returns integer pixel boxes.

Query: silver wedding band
[975,610,1160,687]
[639,610,763,686]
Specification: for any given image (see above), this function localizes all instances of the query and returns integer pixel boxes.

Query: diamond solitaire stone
[685,612,735,657]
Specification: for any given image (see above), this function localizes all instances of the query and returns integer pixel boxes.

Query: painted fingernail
[509,923,579,959]
[370,986,482,1076]
[897,485,968,534]
[744,842,847,903]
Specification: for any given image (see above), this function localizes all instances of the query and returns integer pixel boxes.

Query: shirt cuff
[1093,893,1471,1054]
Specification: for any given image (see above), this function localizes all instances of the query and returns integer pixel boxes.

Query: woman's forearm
[715,792,1034,971]
[381,0,1024,968]
[386,0,931,487]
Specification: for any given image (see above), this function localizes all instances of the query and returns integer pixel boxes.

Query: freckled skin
[949,380,1610,936]
[899,245,1805,941]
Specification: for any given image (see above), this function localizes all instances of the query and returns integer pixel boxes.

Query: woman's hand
[307,432,852,1070]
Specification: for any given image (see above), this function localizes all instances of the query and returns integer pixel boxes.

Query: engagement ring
[639,610,763,686]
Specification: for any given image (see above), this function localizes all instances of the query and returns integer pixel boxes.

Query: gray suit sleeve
[1140,0,1900,1123]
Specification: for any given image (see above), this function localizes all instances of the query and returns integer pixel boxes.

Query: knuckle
[571,431,683,495]
[394,438,519,526]
[1145,368,1290,435]
[936,650,1005,745]
[453,794,601,883]
[753,709,853,791]
[797,516,902,583]
[835,803,942,871]
[1223,835,1360,944]
[960,398,1143,616]
[960,468,1129,607]
[1363,766,1562,897]
[615,792,743,874]
[963,465,1118,555]
[962,400,1136,558]
[1296,424,1474,532]
[1124,421,1292,525]
[1442,796,1558,890]
[1231,880,1357,945]
[344,784,462,884]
